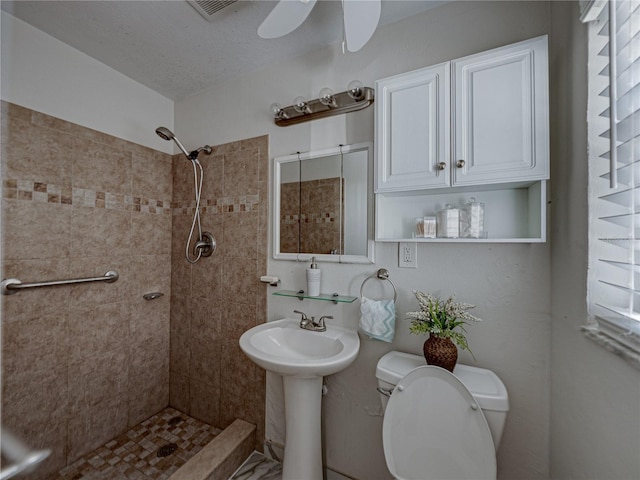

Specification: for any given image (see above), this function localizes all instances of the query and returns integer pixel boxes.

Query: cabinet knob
[456,159,466,168]
[437,162,447,171]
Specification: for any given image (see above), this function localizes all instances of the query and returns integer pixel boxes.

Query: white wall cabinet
[374,36,549,243]
[375,62,450,191]
[452,36,549,186]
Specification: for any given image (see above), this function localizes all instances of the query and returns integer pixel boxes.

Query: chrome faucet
[293,310,332,332]
[314,315,332,332]
[294,310,313,329]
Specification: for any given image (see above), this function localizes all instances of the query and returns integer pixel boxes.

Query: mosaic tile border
[281,213,338,224]
[2,179,171,214]
[172,195,260,215]
[2,179,260,216]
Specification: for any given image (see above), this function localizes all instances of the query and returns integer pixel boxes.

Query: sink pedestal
[282,376,323,480]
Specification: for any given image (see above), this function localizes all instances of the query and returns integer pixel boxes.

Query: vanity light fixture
[270,80,374,127]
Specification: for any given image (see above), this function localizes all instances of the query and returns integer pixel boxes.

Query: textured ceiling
[1,0,445,100]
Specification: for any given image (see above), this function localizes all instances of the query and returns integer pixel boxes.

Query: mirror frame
[272,142,375,264]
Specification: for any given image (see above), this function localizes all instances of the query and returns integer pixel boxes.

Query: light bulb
[319,87,335,106]
[270,102,284,118]
[347,80,364,100]
[293,96,308,113]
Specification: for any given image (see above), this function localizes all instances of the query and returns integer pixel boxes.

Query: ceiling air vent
[187,0,238,21]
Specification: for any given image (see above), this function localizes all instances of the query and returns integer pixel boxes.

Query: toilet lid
[382,366,496,480]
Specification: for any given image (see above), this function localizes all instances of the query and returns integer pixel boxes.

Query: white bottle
[306,257,321,297]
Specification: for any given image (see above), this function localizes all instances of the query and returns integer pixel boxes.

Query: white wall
[177,2,552,479]
[549,3,640,479]
[0,12,174,153]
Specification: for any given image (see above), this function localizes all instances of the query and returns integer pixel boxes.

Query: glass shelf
[272,290,358,304]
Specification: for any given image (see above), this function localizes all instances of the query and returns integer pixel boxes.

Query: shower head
[155,126,175,141]
[155,126,192,159]
[155,127,212,161]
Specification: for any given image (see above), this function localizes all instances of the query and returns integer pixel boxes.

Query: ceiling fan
[258,0,381,53]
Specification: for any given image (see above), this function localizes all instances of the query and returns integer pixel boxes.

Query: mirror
[273,143,374,263]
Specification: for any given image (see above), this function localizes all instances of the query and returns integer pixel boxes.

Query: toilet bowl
[376,351,509,480]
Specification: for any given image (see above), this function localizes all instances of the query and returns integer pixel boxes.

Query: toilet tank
[376,351,509,449]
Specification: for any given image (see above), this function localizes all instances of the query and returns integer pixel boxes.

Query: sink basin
[239,318,360,377]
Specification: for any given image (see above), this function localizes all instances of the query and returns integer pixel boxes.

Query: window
[585,0,640,359]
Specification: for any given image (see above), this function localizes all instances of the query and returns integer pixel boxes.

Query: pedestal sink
[239,318,360,480]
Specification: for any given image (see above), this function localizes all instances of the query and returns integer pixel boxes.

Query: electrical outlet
[399,242,417,268]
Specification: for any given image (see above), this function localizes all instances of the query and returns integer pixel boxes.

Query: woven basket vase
[423,336,458,372]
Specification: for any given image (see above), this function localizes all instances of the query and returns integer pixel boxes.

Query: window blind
[586,0,640,352]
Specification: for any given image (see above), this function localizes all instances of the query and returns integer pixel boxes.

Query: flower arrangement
[406,290,482,353]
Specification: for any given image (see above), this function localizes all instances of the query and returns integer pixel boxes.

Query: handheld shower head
[155,127,212,161]
[155,126,174,141]
[155,126,191,159]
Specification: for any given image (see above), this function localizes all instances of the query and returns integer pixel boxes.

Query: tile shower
[0,101,267,478]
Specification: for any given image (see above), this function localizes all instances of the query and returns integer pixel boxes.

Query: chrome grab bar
[1,270,119,295]
[0,430,51,480]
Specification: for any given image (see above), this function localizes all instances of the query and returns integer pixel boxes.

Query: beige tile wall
[1,101,173,478]
[169,135,267,451]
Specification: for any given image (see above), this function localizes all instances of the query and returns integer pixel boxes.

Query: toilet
[376,351,509,480]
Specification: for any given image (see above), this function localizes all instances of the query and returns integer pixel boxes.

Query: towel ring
[360,268,397,302]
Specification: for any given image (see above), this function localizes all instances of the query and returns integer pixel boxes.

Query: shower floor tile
[51,407,221,480]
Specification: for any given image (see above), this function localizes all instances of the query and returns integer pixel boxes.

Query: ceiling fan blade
[258,0,318,39]
[343,0,381,52]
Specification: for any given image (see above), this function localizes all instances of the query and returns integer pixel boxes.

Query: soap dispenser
[306,257,321,297]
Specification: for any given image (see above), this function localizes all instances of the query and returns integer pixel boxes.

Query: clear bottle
[459,197,485,238]
[415,216,437,238]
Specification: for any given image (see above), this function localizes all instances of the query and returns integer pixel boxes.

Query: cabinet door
[452,36,549,186]
[375,62,450,192]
